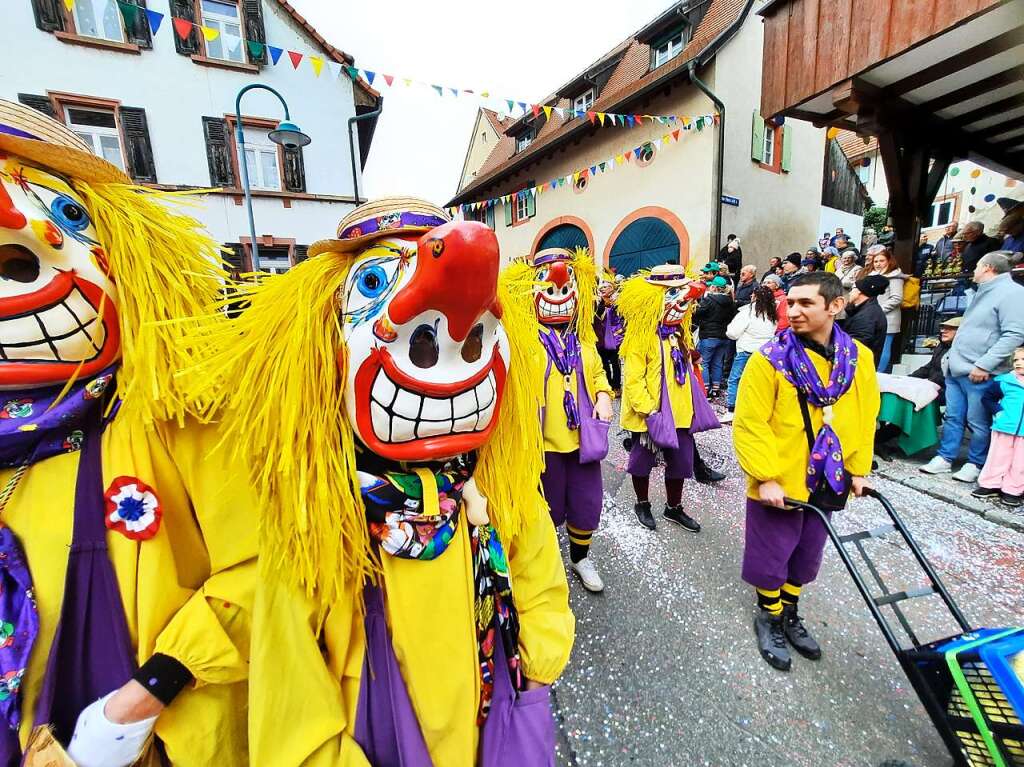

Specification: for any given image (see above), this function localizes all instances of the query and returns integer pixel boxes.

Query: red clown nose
[545,261,571,289]
[388,221,503,342]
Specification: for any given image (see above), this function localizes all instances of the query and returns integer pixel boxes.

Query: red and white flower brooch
[104,476,162,540]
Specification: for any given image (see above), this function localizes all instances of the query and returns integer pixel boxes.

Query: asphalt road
[550,418,1024,767]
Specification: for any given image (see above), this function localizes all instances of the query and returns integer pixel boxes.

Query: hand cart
[785,489,1024,767]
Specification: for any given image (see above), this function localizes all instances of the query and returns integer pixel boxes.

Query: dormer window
[573,89,595,113]
[516,130,534,153]
[652,29,685,69]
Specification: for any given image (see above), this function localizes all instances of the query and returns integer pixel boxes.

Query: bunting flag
[247,40,265,59]
[288,50,303,69]
[200,26,219,42]
[267,45,283,65]
[171,16,192,40]
[144,8,163,35]
[309,56,323,77]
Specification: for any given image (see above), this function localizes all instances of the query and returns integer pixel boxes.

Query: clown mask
[0,155,119,390]
[532,251,577,325]
[340,221,509,462]
[661,280,705,326]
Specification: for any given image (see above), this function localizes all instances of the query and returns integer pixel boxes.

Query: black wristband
[132,653,193,705]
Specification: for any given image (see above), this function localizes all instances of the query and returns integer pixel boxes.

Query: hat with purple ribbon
[644,263,691,288]
[308,197,451,258]
[531,248,574,267]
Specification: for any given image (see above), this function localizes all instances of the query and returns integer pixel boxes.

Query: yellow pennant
[481,91,490,98]
[542,105,552,119]
[200,26,219,42]
[615,155,624,165]
[63,0,73,9]
[309,56,323,77]
[403,78,413,86]
[598,113,606,126]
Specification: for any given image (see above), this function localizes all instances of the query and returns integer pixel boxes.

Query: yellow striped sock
[780,582,802,606]
[756,587,783,616]
[566,524,593,546]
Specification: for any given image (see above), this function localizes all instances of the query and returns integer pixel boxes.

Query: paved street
[551,417,1024,767]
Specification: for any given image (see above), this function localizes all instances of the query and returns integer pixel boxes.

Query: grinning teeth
[371,402,390,441]
[453,391,476,418]
[391,415,417,443]
[0,286,105,363]
[453,414,477,433]
[392,388,421,420]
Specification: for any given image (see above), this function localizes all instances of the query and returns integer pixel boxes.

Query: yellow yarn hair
[72,183,229,426]
[569,247,598,347]
[618,270,699,362]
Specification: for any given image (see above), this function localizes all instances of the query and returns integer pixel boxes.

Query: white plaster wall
[458,111,502,193]
[0,0,362,245]
[713,11,827,271]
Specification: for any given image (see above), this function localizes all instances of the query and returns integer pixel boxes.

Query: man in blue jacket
[921,253,1024,482]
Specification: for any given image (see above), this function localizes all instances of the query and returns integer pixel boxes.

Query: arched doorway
[607,217,680,276]
[537,223,589,252]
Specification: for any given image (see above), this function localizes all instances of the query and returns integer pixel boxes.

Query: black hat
[856,275,888,298]
[785,253,802,267]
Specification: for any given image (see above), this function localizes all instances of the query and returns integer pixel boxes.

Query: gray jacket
[947,273,1024,377]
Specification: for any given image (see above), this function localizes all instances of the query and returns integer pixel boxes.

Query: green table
[878,392,941,456]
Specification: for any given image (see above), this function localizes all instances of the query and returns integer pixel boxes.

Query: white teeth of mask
[0,286,105,363]
[369,370,498,443]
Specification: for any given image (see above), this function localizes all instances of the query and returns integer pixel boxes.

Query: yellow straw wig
[72,183,229,426]
[568,247,598,347]
[618,269,699,361]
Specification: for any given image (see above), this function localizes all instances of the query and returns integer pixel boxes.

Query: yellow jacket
[733,340,880,501]
[0,419,256,765]
[248,501,574,766]
[620,337,694,433]
[542,340,612,453]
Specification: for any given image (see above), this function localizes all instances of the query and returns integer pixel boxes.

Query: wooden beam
[971,115,1024,141]
[948,92,1024,128]
[991,130,1024,149]
[886,26,1024,96]
[920,66,1024,113]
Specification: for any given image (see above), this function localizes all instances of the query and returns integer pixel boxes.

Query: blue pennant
[267,45,283,65]
[144,8,163,34]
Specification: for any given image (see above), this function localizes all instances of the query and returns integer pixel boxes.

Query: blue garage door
[537,224,588,252]
[608,217,679,277]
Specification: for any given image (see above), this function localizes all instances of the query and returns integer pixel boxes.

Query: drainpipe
[688,61,724,262]
[348,96,383,204]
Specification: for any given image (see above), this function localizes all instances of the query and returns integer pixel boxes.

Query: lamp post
[233,84,311,271]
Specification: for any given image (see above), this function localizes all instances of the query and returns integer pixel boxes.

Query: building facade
[448,0,826,274]
[3,0,380,272]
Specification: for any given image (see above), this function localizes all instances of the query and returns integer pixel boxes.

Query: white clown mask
[531,249,577,325]
[339,221,509,462]
[0,156,119,390]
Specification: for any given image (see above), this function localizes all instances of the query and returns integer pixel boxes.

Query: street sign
[721,195,740,207]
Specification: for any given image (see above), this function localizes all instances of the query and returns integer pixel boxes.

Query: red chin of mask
[0,272,121,388]
[349,344,507,461]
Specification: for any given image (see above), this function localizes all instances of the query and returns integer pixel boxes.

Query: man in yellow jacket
[733,272,879,672]
[0,100,254,764]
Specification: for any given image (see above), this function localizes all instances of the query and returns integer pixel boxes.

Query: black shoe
[622,437,633,452]
[972,486,1002,499]
[693,460,726,484]
[754,610,791,671]
[782,604,822,660]
[663,505,700,532]
[634,501,656,530]
[1000,492,1023,508]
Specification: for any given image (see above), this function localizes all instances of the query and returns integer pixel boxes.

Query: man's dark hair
[727,233,737,241]
[789,272,844,304]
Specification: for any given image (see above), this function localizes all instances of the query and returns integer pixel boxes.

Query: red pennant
[672,129,681,141]
[530,104,540,118]
[288,50,303,69]
[634,114,643,124]
[172,17,192,40]
[586,111,596,125]
[383,74,394,86]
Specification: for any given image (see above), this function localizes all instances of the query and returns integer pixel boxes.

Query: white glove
[67,692,156,767]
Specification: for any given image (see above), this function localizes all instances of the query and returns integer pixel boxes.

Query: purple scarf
[760,328,858,493]
[540,328,581,430]
[601,306,623,351]
[657,325,687,386]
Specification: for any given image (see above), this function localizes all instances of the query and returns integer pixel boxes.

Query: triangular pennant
[633,147,643,159]
[598,162,606,172]
[172,17,193,40]
[572,171,580,183]
[309,56,323,77]
[63,0,73,9]
[247,40,265,59]
[554,107,564,118]
[714,113,721,125]
[634,114,644,124]
[672,129,681,141]
[403,78,412,86]
[695,116,704,131]
[530,104,541,118]
[517,102,527,112]
[327,62,341,79]
[432,85,443,96]
[288,50,303,69]
[267,45,283,65]
[542,105,552,119]
[586,111,596,125]
[383,74,394,87]
[537,184,544,195]
[626,115,635,128]
[598,113,606,126]
[116,1,139,30]
[550,181,557,190]
[590,165,597,175]
[144,8,163,35]
[654,139,662,150]
[363,70,376,85]
[506,100,515,113]
[616,114,625,126]
[615,155,624,165]
[450,88,459,97]
[200,25,219,41]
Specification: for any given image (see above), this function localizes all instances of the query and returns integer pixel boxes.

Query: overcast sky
[289,0,674,206]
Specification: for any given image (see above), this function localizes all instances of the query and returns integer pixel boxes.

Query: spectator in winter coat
[720,236,743,280]
[735,265,757,306]
[721,284,779,422]
[909,317,960,397]
[961,221,1001,273]
[762,273,790,330]
[834,250,860,298]
[856,245,905,372]
[841,275,889,366]
[781,254,802,291]
[934,222,958,262]
[693,276,737,397]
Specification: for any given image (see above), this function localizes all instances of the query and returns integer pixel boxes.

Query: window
[762,125,775,167]
[241,126,281,191]
[66,107,125,171]
[653,30,685,68]
[505,182,536,227]
[515,192,530,222]
[516,130,534,153]
[255,246,291,274]
[466,205,495,229]
[71,0,124,42]
[927,199,955,228]
[573,89,595,113]
[751,113,789,173]
[200,0,244,63]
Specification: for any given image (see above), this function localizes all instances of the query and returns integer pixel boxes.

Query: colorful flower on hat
[0,400,32,419]
[376,212,402,230]
[104,476,162,540]
[84,374,113,399]
[345,226,363,240]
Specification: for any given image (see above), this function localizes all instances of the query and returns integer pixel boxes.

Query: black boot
[754,610,791,671]
[634,501,656,530]
[782,604,822,660]
[693,454,726,483]
[663,505,700,532]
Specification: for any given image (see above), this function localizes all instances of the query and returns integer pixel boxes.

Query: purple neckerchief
[539,328,581,430]
[0,525,36,737]
[0,366,118,469]
[760,327,858,493]
[603,306,623,350]
[657,325,687,386]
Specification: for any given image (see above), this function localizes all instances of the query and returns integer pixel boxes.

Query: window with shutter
[120,107,157,183]
[170,0,199,55]
[30,0,65,32]
[293,245,309,263]
[242,0,267,64]
[17,94,56,119]
[282,145,306,193]
[750,111,765,163]
[202,116,236,187]
[121,0,152,48]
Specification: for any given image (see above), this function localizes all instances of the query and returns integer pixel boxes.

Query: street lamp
[233,84,311,271]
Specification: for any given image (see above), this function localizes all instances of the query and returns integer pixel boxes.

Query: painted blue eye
[356,264,388,299]
[49,194,91,233]
[666,287,681,299]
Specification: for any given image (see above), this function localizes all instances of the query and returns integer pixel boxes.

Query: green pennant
[116,0,139,29]
[247,40,265,59]
[345,66,360,81]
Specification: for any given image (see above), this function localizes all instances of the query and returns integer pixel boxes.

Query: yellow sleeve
[249,579,370,767]
[584,343,612,399]
[846,342,881,477]
[623,350,656,416]
[507,508,575,685]
[732,353,783,483]
[151,422,257,686]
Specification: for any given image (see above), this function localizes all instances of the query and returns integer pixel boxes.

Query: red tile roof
[449,0,750,205]
[835,129,878,161]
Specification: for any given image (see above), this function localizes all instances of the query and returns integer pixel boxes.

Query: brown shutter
[121,0,152,48]
[293,245,309,263]
[120,107,157,183]
[282,146,306,193]
[17,93,56,119]
[30,0,64,32]
[202,117,236,187]
[169,0,199,55]
[242,0,268,64]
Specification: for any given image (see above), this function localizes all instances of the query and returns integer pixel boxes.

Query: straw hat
[531,248,573,267]
[645,263,690,287]
[0,98,130,184]
[308,197,450,258]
